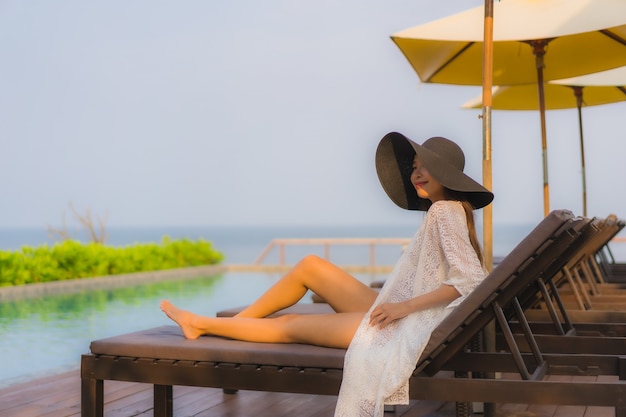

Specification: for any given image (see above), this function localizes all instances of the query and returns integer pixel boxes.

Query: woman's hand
[369,285,461,329]
[369,302,410,329]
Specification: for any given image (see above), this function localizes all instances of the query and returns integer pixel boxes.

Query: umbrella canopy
[462,74,626,111]
[551,64,626,88]
[393,0,626,86]
[462,66,626,217]
[392,0,626,216]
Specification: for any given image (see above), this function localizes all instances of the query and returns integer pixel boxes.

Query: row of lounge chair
[80,210,626,417]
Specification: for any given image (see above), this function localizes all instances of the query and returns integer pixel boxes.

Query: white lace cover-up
[334,200,488,417]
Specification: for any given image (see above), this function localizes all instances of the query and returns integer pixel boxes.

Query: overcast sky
[1,0,625,231]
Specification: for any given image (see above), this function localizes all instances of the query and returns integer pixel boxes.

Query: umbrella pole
[531,40,550,217]
[482,2,494,272]
[573,86,587,217]
[480,2,496,417]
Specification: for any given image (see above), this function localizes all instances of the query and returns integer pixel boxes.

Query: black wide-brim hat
[376,132,494,211]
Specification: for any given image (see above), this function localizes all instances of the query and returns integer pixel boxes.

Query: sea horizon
[0,222,566,265]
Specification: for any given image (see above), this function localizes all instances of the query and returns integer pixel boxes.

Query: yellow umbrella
[462,66,626,217]
[392,0,626,217]
[462,76,626,111]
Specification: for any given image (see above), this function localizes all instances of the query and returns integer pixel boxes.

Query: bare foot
[160,300,204,340]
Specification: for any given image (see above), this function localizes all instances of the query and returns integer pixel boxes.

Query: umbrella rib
[425,42,475,83]
[600,29,626,47]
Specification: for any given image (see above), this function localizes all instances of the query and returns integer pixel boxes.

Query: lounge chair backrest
[514,216,597,311]
[415,209,582,376]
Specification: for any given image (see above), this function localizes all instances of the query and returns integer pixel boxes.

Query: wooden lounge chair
[552,215,626,308]
[495,217,626,355]
[80,210,626,417]
[590,214,626,283]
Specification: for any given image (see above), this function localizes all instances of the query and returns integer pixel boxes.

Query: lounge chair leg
[223,388,239,394]
[454,371,472,417]
[81,376,103,417]
[154,384,173,417]
[455,400,472,417]
[618,357,626,417]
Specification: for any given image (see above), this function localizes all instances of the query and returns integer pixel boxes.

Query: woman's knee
[293,254,322,274]
[296,254,330,273]
[273,314,300,343]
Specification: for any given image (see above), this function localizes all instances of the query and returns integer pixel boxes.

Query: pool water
[0,271,382,388]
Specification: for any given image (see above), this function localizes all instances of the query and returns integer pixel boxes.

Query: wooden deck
[0,370,616,417]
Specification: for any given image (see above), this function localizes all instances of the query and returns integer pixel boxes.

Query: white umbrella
[392,0,626,216]
[462,66,626,216]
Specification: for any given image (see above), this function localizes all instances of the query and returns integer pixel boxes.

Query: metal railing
[251,237,410,269]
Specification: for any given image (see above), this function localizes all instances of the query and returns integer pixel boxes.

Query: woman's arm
[369,285,460,329]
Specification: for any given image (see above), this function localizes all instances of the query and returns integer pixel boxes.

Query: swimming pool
[0,271,382,388]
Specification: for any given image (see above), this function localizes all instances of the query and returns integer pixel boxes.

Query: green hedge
[0,237,224,287]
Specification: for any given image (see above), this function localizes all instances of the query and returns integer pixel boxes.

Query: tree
[47,203,108,244]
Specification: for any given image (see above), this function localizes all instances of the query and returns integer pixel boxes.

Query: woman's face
[410,155,445,203]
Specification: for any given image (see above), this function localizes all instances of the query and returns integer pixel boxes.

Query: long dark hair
[443,189,484,266]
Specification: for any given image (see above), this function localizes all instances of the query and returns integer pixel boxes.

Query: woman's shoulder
[428,200,464,215]
[426,201,466,231]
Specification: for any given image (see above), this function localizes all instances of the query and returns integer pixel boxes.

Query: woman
[160,131,494,416]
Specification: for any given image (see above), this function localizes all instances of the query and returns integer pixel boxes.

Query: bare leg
[236,255,378,318]
[160,300,363,348]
